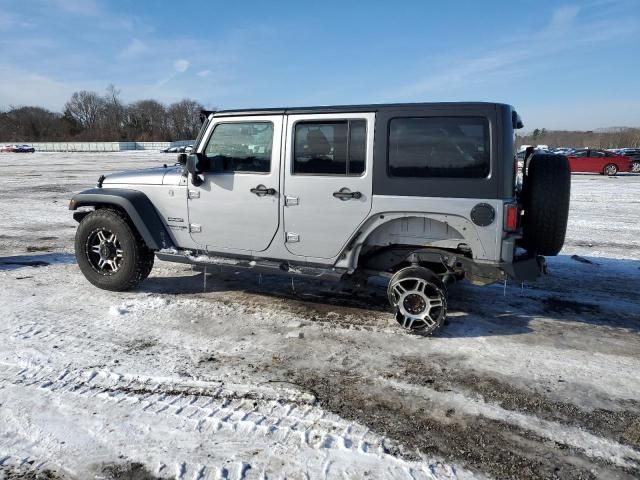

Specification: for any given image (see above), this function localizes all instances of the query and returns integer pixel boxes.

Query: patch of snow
[109,305,129,316]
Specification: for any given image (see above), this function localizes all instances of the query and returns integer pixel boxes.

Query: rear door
[282,113,375,259]
[187,115,283,252]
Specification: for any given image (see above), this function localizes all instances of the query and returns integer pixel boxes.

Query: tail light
[505,203,519,232]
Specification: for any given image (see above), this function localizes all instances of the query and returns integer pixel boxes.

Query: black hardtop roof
[211,102,511,117]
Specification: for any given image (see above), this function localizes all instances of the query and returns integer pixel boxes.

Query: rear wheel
[387,266,447,335]
[604,163,618,176]
[631,161,640,173]
[75,209,154,291]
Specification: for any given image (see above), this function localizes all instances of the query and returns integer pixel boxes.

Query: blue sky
[0,0,639,130]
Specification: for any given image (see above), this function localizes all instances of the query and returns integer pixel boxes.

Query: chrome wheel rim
[605,165,617,175]
[389,277,446,331]
[632,162,640,173]
[85,228,123,275]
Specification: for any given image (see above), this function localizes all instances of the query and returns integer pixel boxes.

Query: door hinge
[285,195,299,206]
[188,190,200,199]
[189,224,202,233]
[286,232,300,243]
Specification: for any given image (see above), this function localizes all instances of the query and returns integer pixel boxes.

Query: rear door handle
[250,184,277,197]
[333,188,362,201]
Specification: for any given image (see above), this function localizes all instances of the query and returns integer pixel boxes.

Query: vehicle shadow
[140,254,640,337]
[0,252,76,271]
[140,268,392,314]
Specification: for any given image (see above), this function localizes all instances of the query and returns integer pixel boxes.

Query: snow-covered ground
[0,152,639,480]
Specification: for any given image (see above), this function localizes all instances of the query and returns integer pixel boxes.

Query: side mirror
[186,153,209,186]
[177,153,188,165]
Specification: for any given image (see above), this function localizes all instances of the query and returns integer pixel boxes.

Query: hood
[102,166,175,185]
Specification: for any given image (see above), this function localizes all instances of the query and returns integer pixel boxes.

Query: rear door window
[388,117,490,178]
[293,120,366,176]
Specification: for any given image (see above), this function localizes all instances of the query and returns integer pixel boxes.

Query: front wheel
[604,163,618,176]
[75,209,155,291]
[387,266,447,335]
[632,161,640,173]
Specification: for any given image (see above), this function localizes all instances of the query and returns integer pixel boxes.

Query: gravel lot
[1,152,639,479]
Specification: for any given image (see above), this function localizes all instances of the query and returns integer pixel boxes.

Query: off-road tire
[387,266,447,335]
[75,209,155,291]
[603,163,618,176]
[521,153,571,256]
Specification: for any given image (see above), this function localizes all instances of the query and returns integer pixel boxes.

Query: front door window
[204,122,274,173]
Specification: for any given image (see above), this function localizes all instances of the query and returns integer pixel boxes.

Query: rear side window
[388,117,490,178]
[293,120,366,175]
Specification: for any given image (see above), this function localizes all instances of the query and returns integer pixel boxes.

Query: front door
[587,150,606,172]
[187,115,283,252]
[568,149,588,172]
[283,113,375,259]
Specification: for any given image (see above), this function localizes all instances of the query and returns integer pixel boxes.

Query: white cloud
[389,4,636,100]
[174,59,190,73]
[156,59,191,86]
[118,38,148,59]
[548,5,581,31]
[0,12,35,30]
[197,69,212,77]
[0,64,75,110]
[47,0,102,16]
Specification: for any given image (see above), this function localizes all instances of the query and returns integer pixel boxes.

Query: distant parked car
[618,149,640,172]
[161,146,184,153]
[185,145,194,153]
[567,149,632,176]
[0,144,14,152]
[162,145,188,153]
[552,147,575,156]
[618,148,640,156]
[12,144,35,153]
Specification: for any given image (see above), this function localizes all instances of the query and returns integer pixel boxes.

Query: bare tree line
[516,127,640,149]
[3,90,640,148]
[0,85,205,142]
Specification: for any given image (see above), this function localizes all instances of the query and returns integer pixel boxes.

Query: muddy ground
[1,152,639,479]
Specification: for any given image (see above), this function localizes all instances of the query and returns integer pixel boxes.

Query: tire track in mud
[0,363,454,480]
[393,355,640,451]
[288,368,640,480]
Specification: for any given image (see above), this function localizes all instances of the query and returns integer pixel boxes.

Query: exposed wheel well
[355,245,504,286]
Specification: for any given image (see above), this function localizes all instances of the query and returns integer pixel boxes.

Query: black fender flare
[69,188,175,251]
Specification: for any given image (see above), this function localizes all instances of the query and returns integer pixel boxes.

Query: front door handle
[333,188,362,201]
[250,184,277,197]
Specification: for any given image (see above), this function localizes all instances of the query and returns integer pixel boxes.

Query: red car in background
[567,149,632,176]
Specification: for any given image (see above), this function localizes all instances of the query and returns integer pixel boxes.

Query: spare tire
[520,153,571,256]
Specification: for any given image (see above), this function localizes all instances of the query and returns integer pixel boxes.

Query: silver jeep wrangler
[70,103,571,335]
